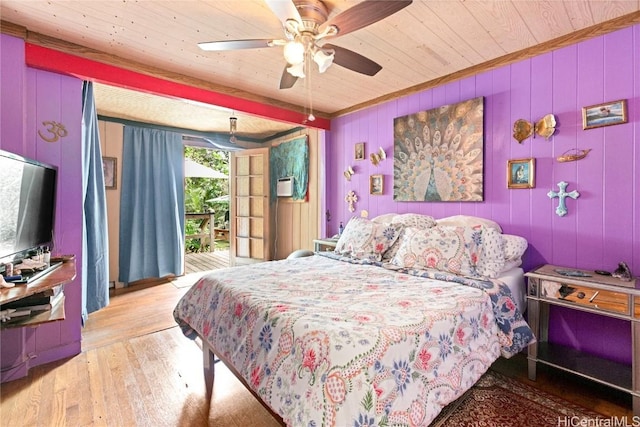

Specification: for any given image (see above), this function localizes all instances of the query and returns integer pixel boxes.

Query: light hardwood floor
[184,251,230,275]
[1,276,283,427]
[0,272,634,426]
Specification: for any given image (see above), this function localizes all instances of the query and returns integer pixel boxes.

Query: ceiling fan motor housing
[293,0,329,29]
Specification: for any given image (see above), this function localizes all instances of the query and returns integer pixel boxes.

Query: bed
[174,214,535,426]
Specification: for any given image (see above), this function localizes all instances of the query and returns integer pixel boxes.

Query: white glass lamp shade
[313,49,334,73]
[283,41,305,65]
[286,62,306,78]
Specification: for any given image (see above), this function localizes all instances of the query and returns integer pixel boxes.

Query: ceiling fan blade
[279,66,298,89]
[265,0,302,25]
[325,44,382,76]
[319,0,412,38]
[198,39,276,51]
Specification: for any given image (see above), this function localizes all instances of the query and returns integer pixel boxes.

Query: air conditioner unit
[277,176,294,197]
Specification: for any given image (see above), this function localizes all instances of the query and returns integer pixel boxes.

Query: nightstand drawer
[540,279,629,315]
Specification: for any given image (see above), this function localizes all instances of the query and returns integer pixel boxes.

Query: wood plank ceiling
[1,1,639,139]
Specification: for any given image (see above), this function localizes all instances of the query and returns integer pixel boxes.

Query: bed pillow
[500,259,523,272]
[391,213,437,229]
[475,226,506,278]
[371,213,398,224]
[391,225,506,278]
[436,215,503,233]
[390,226,479,277]
[334,217,403,261]
[381,228,409,262]
[378,214,437,262]
[502,234,528,262]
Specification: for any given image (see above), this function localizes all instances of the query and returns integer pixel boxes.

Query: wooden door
[230,147,271,265]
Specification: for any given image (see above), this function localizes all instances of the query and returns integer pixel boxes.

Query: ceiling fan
[198,0,413,90]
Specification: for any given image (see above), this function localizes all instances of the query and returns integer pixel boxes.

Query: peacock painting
[393,97,484,202]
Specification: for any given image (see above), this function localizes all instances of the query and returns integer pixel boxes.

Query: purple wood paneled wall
[1,34,83,381]
[326,25,639,365]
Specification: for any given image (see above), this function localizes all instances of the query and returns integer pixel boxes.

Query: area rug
[431,370,602,426]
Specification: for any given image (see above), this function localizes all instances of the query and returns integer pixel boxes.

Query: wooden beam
[1,21,331,127]
[0,20,26,38]
[24,42,330,131]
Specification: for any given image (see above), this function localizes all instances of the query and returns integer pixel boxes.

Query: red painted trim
[24,43,330,131]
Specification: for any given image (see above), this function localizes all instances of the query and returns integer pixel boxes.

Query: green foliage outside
[184,147,230,253]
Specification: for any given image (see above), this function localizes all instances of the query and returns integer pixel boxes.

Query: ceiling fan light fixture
[316,24,338,39]
[313,49,334,73]
[283,19,300,36]
[286,62,306,78]
[283,40,305,65]
[197,0,413,94]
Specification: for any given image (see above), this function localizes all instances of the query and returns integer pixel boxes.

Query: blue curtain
[81,82,110,323]
[119,126,184,284]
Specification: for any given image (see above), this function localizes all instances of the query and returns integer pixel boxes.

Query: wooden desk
[186,213,215,251]
[1,260,76,328]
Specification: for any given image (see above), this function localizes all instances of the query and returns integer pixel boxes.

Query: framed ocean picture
[582,99,627,130]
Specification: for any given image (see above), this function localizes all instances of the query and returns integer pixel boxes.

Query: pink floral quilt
[174,254,532,426]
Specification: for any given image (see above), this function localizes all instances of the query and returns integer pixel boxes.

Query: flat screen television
[0,149,57,263]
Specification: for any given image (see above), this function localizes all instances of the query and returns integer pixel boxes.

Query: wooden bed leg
[203,341,215,399]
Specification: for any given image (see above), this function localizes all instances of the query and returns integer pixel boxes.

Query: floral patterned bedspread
[173,255,534,426]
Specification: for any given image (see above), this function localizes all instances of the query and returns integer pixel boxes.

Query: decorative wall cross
[345,190,358,212]
[548,181,580,217]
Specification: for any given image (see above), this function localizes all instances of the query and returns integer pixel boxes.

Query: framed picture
[507,158,535,189]
[370,174,383,195]
[102,157,117,189]
[582,99,628,130]
[354,142,365,161]
[393,96,484,201]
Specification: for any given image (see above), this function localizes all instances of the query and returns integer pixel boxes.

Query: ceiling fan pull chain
[306,51,315,122]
